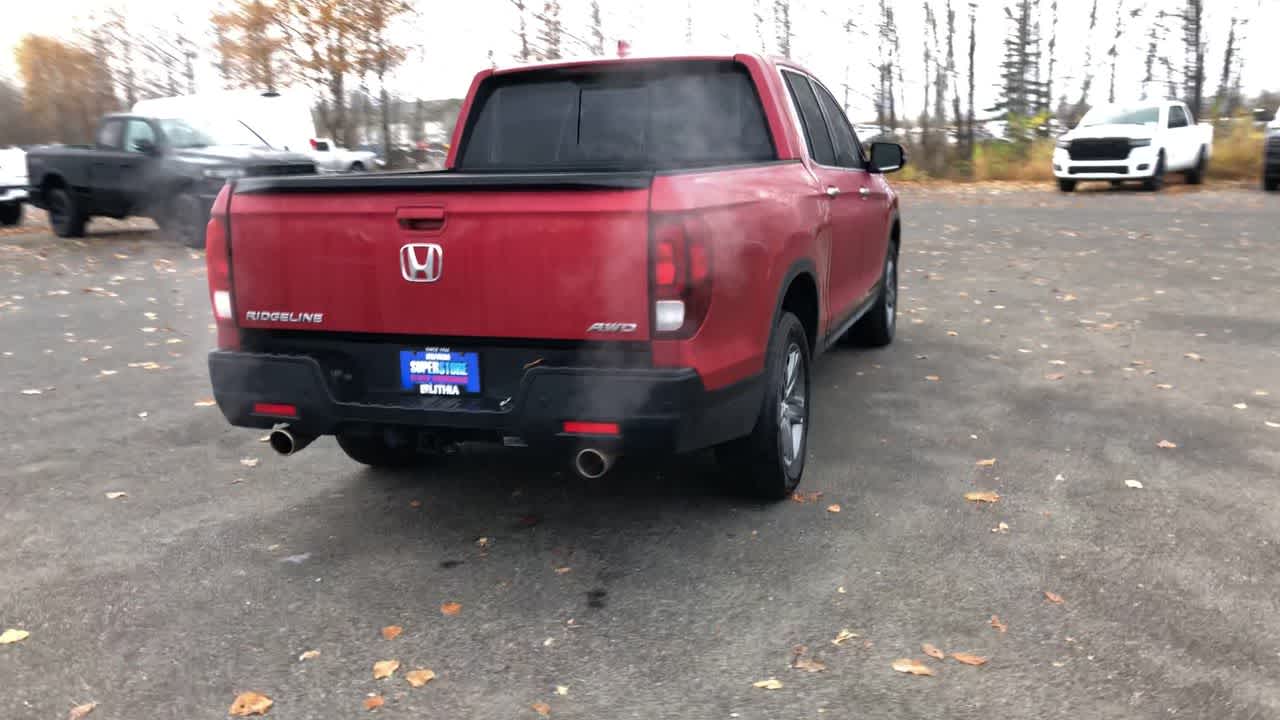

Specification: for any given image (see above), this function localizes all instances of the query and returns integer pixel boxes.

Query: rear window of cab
[458,61,776,172]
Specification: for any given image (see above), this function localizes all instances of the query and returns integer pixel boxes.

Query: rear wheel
[46,187,86,238]
[1057,179,1077,193]
[336,427,428,468]
[1143,152,1166,192]
[349,161,365,172]
[716,311,810,501]
[0,201,21,227]
[1264,173,1279,193]
[1185,147,1207,185]
[165,192,208,249]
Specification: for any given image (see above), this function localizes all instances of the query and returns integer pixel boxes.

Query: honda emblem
[400,243,443,283]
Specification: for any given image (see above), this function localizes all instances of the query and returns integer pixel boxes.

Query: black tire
[715,311,811,500]
[349,161,365,172]
[1057,179,1077,193]
[1264,174,1279,193]
[848,241,898,347]
[46,187,86,238]
[165,192,208,249]
[1109,180,1124,189]
[1185,147,1207,185]
[1143,152,1166,192]
[336,427,427,468]
[0,201,21,227]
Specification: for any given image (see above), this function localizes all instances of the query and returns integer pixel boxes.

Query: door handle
[825,186,841,197]
[859,187,871,198]
[396,206,446,232]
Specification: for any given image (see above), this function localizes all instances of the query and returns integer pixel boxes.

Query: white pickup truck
[1053,100,1213,192]
[0,146,27,226]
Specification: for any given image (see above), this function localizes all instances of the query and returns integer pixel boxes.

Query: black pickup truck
[26,114,315,246]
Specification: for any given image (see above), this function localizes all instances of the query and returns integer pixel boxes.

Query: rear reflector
[562,421,620,436]
[253,403,298,417]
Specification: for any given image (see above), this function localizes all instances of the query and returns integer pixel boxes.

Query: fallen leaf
[240,457,260,468]
[792,656,827,673]
[925,375,941,381]
[298,649,320,661]
[405,668,436,687]
[964,490,1000,503]
[68,702,97,719]
[1233,403,1248,410]
[1124,479,1144,489]
[790,490,823,503]
[1044,590,1065,604]
[372,659,400,680]
[440,601,462,616]
[475,537,490,548]
[946,330,959,336]
[991,521,1010,534]
[1266,421,1280,429]
[891,658,935,676]
[228,691,273,716]
[831,628,859,646]
[1184,352,1204,361]
[836,586,846,594]
[258,435,271,443]
[826,504,841,513]
[555,685,569,696]
[989,615,1008,633]
[951,652,988,666]
[752,678,783,690]
[1156,440,1178,449]
[1044,373,1065,381]
[1255,390,1270,397]
[363,696,384,711]
[531,701,552,716]
[194,399,216,407]
[105,491,128,500]
[381,625,402,641]
[20,389,42,395]
[408,499,422,509]
[976,458,997,467]
[922,643,945,660]
[554,566,571,575]
[0,628,29,644]
[1155,383,1173,390]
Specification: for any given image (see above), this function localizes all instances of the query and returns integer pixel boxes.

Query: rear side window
[1168,106,1189,128]
[458,61,775,171]
[783,71,836,166]
[96,120,124,150]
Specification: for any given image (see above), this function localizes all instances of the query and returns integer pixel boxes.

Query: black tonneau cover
[233,170,655,194]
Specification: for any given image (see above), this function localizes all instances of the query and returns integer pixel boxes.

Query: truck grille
[246,163,316,177]
[1069,166,1128,175]
[1067,139,1132,161]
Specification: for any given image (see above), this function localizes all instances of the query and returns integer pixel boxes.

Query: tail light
[206,184,240,350]
[651,215,712,338]
[309,138,318,150]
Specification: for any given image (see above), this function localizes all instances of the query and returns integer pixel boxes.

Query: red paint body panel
[229,187,653,341]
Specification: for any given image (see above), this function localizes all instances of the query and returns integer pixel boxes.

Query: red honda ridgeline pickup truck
[205,54,904,499]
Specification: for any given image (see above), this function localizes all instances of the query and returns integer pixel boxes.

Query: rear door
[1166,104,1193,169]
[119,119,160,211]
[88,119,128,215]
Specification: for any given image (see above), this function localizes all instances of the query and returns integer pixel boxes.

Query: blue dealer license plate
[399,349,481,396]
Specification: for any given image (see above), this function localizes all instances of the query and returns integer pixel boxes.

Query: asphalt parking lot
[2,185,1278,719]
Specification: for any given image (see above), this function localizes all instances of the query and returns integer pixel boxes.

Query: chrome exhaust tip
[268,425,315,456]
[573,448,615,479]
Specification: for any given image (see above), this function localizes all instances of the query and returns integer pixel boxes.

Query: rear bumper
[207,350,761,453]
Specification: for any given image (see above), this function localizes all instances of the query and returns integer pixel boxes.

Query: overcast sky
[3,0,1277,122]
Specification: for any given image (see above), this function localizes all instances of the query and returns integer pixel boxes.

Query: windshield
[157,116,268,148]
[1080,105,1161,127]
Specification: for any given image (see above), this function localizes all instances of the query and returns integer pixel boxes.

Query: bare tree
[1076,0,1099,115]
[754,0,767,53]
[946,0,962,144]
[774,0,791,58]
[589,0,604,56]
[966,1,976,153]
[1214,15,1238,116]
[510,0,531,62]
[1179,0,1206,118]
[1107,3,1142,104]
[536,1,563,60]
[1142,10,1168,100]
[1043,0,1057,119]
[876,0,901,132]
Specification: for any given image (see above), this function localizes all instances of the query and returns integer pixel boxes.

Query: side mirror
[869,142,905,174]
[133,138,158,155]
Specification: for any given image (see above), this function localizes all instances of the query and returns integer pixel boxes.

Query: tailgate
[227,175,653,341]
